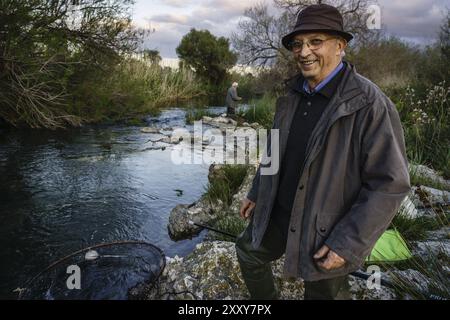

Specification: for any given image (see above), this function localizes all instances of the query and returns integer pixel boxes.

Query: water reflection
[0,106,237,299]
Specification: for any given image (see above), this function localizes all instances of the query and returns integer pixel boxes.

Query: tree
[414,10,450,86]
[176,29,237,85]
[231,4,294,67]
[142,49,162,65]
[0,0,145,128]
[232,0,379,68]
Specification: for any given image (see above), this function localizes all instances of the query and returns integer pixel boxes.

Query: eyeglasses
[288,37,336,52]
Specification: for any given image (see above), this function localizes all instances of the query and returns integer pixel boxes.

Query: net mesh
[19,241,165,300]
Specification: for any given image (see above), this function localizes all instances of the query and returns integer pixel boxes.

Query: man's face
[291,32,346,86]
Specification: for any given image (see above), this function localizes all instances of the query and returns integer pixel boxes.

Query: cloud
[150,13,189,25]
[163,0,192,7]
[379,0,447,42]
[141,0,262,57]
[136,0,449,58]
[141,23,190,57]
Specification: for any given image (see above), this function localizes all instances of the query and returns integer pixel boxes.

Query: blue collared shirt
[303,61,344,95]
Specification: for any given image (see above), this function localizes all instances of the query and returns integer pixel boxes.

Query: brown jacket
[246,62,410,281]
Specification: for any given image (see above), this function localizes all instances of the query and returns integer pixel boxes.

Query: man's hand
[240,198,255,220]
[313,245,346,271]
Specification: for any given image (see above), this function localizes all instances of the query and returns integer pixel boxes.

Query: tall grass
[394,82,450,178]
[204,164,250,241]
[204,164,249,207]
[209,215,247,242]
[238,93,276,129]
[391,213,448,242]
[70,59,206,123]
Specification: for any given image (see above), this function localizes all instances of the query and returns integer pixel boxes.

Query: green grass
[207,214,247,242]
[201,162,252,242]
[203,164,250,242]
[390,213,447,242]
[185,108,217,125]
[237,93,276,129]
[204,164,249,207]
[394,82,449,178]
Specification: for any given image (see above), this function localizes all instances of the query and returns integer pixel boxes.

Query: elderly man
[236,4,410,300]
[225,82,242,116]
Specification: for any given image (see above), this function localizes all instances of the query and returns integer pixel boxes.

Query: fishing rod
[190,220,446,300]
[188,220,237,238]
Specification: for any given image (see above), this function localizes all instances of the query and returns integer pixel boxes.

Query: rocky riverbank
[131,115,450,300]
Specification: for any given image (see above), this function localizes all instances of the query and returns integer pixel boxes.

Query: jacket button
[307,101,311,106]
[320,227,326,233]
[290,227,296,232]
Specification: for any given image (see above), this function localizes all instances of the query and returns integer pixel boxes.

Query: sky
[131,0,449,59]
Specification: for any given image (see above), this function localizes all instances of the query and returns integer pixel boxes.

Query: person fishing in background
[225,81,242,117]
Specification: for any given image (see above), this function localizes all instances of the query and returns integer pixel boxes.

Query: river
[0,106,233,299]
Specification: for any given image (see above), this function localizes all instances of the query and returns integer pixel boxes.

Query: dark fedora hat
[282,4,353,50]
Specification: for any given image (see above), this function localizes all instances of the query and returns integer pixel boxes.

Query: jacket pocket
[314,212,342,251]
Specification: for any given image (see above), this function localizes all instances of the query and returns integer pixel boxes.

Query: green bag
[366,229,412,263]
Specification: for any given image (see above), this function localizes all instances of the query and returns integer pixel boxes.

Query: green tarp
[366,229,412,263]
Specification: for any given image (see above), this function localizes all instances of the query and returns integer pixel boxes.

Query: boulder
[130,241,304,300]
[167,199,215,241]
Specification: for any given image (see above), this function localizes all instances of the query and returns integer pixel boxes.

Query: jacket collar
[284,61,365,110]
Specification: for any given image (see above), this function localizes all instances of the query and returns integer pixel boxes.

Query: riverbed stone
[202,116,237,130]
[140,127,161,133]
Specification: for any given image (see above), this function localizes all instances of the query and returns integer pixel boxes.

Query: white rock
[349,274,397,300]
[412,240,450,259]
[415,186,450,206]
[140,127,160,133]
[398,194,420,218]
[410,164,450,188]
[388,269,446,297]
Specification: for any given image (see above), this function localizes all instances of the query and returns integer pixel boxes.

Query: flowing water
[0,106,236,299]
